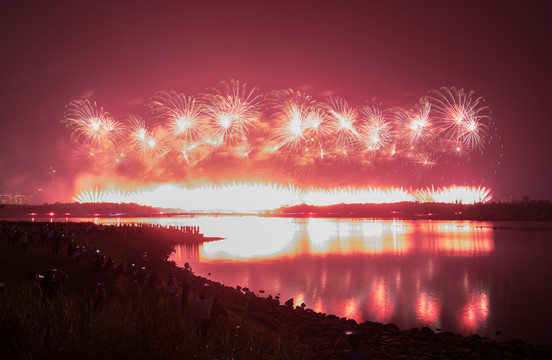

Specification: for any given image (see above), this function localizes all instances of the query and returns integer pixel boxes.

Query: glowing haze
[64,81,497,211]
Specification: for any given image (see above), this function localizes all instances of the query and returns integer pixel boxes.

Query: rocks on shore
[194,274,552,360]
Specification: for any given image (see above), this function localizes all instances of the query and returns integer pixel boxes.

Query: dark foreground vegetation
[0,222,311,359]
[2,288,299,360]
[1,221,552,359]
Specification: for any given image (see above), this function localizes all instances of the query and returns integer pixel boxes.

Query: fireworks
[74,182,492,211]
[148,91,206,141]
[357,105,393,152]
[63,99,124,145]
[63,81,499,206]
[427,87,491,152]
[327,97,360,148]
[202,80,262,143]
[266,90,329,157]
[62,83,495,171]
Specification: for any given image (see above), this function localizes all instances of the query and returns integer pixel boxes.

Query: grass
[1,288,309,359]
[0,221,313,360]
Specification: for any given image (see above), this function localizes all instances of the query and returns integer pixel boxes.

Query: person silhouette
[180,262,193,307]
[334,332,370,359]
[195,288,214,337]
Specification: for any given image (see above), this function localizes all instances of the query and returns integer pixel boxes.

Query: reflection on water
[31,215,552,345]
[168,217,500,340]
[191,219,493,260]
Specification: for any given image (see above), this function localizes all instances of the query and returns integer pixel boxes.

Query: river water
[53,216,552,346]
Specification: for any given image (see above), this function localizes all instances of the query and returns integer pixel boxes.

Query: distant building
[499,193,514,203]
[522,196,530,203]
[0,194,35,205]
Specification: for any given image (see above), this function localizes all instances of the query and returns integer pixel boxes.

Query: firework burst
[427,87,491,152]
[63,99,124,145]
[148,91,206,141]
[62,84,496,174]
[62,82,500,203]
[202,79,262,143]
[357,105,393,152]
[327,97,360,148]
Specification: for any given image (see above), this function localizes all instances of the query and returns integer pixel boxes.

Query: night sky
[1,1,552,202]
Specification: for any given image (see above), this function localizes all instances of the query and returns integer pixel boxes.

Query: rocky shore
[194,272,552,359]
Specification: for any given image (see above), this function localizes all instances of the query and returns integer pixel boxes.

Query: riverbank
[274,201,552,221]
[2,221,551,359]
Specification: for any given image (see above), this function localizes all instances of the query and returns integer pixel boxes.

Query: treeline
[2,200,552,221]
[0,202,163,218]
[274,201,552,221]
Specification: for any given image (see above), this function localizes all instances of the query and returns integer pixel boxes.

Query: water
[28,215,552,345]
[168,216,552,346]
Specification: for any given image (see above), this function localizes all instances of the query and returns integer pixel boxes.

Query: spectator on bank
[166,275,178,310]
[195,288,214,337]
[72,245,82,260]
[334,333,370,360]
[181,262,193,307]
[47,227,54,245]
[113,262,125,276]
[209,296,229,340]
[13,226,21,248]
[40,268,69,303]
[27,229,34,245]
[104,256,114,271]
[20,229,28,252]
[7,226,15,247]
[94,282,106,312]
[210,296,228,319]
[51,231,63,255]
[67,241,75,257]
[27,272,42,299]
[93,253,104,272]
[144,272,161,309]
[140,251,148,265]
[40,226,47,244]
[136,267,146,288]
[84,250,95,265]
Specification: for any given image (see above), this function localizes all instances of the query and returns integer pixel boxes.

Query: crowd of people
[1,221,228,338]
[4,223,34,252]
[2,221,375,358]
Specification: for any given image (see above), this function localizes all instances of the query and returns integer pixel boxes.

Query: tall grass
[0,287,312,360]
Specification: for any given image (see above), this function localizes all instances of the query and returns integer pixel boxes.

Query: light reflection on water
[167,217,498,338]
[37,215,552,345]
